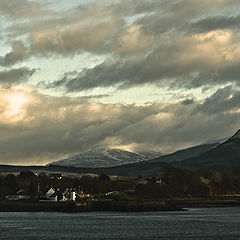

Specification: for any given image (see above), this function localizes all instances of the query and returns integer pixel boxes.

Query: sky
[0,0,240,165]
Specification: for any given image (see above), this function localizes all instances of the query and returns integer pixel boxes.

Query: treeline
[1,167,240,200]
[0,172,139,198]
[136,167,240,199]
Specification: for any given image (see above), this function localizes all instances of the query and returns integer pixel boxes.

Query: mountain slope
[176,129,240,171]
[148,142,219,164]
[49,148,161,168]
[90,133,240,175]
[46,141,222,176]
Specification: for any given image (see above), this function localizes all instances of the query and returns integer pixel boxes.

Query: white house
[45,188,55,199]
[70,189,76,201]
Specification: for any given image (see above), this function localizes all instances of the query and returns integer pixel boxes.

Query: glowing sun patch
[3,86,30,119]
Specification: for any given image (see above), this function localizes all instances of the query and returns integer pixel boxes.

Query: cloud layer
[0,0,239,165]
[0,86,239,165]
[25,0,240,92]
[0,67,35,85]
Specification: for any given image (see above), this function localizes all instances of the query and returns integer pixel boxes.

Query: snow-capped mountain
[48,148,162,168]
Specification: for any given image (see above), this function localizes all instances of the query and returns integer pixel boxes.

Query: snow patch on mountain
[48,148,162,168]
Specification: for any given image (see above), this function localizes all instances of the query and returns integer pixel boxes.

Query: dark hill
[147,142,218,163]
[175,129,240,171]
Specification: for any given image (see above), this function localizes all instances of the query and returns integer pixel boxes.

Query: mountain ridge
[175,129,240,171]
[0,131,238,177]
[48,147,161,168]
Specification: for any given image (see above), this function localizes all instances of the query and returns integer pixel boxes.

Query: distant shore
[167,198,240,208]
[0,200,181,212]
[1,199,240,212]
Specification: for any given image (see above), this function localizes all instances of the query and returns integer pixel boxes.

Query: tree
[3,174,17,195]
[99,173,110,181]
[135,183,171,199]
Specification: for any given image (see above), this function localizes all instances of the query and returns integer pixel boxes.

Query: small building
[40,188,60,202]
[70,189,76,201]
[49,192,58,202]
[45,188,55,199]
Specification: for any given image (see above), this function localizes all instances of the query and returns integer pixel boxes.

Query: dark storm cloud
[181,98,195,105]
[190,15,240,33]
[0,41,28,67]
[195,86,240,114]
[78,94,111,101]
[0,67,35,85]
[47,57,145,91]
[49,36,237,92]
[3,0,240,92]
[39,0,240,92]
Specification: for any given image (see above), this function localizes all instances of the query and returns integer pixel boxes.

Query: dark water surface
[1,207,240,240]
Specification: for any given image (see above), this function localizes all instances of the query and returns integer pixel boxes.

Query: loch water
[1,207,240,240]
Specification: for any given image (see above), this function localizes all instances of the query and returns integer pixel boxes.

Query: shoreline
[1,199,240,212]
[0,200,182,212]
